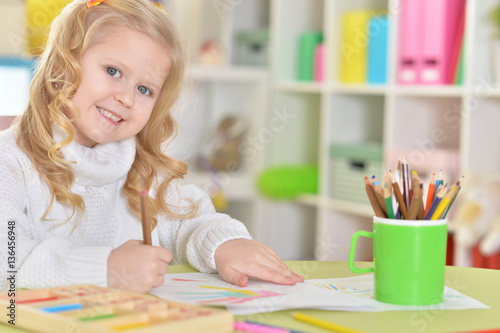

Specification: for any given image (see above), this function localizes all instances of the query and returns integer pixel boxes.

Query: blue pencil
[425,185,446,220]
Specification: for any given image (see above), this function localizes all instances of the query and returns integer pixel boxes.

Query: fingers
[152,274,165,288]
[107,241,172,293]
[251,264,301,285]
[156,246,173,263]
[220,267,249,287]
[249,246,304,284]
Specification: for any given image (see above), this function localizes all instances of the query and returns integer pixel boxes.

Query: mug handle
[348,230,375,273]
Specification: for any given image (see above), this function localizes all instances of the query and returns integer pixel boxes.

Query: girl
[0,0,303,294]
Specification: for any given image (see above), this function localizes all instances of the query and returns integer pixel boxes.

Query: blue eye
[106,67,121,77]
[138,85,151,95]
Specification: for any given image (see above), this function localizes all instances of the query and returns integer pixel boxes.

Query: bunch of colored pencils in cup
[364,155,462,220]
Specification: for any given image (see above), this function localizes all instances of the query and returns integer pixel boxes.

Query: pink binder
[397,0,423,84]
[420,0,465,84]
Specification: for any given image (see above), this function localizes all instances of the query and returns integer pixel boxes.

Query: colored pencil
[407,183,423,220]
[384,184,395,219]
[424,185,446,220]
[401,155,410,212]
[435,169,443,197]
[291,312,364,333]
[389,171,408,219]
[384,171,392,193]
[364,176,385,218]
[140,190,152,246]
[417,183,425,220]
[372,177,388,217]
[425,173,436,216]
[410,170,421,212]
[443,177,463,218]
[431,185,459,220]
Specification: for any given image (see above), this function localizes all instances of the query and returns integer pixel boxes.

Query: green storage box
[330,143,384,204]
[235,29,269,66]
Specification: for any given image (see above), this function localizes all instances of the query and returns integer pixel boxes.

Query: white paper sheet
[151,273,489,315]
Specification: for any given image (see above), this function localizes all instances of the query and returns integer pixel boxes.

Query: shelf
[295,195,373,217]
[470,87,500,98]
[188,65,267,83]
[323,199,374,217]
[392,85,465,97]
[275,81,325,93]
[275,81,387,94]
[182,172,257,201]
[295,194,322,207]
[331,83,388,95]
[274,82,468,97]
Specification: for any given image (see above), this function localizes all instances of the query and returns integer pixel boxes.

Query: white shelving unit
[266,0,500,261]
[166,0,500,262]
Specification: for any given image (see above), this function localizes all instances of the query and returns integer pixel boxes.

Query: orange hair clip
[87,0,103,9]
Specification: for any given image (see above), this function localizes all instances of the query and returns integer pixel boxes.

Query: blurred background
[1,0,500,269]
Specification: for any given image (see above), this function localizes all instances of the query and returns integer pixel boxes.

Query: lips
[96,106,123,123]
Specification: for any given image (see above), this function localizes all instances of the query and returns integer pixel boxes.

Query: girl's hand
[214,239,304,287]
[107,240,172,293]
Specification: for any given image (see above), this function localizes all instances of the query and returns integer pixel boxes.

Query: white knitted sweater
[0,125,251,290]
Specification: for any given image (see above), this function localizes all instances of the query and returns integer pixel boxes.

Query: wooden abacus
[0,284,233,333]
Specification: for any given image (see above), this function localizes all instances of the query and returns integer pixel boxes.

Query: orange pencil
[425,173,436,216]
[140,190,152,245]
[364,176,385,218]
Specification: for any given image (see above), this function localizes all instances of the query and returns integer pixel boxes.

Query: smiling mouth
[97,106,123,123]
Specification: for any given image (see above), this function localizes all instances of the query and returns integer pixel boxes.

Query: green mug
[348,216,448,305]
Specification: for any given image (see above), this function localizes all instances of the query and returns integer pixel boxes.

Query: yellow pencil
[291,312,365,333]
[430,186,458,220]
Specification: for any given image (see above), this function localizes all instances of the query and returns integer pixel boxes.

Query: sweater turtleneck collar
[53,124,136,187]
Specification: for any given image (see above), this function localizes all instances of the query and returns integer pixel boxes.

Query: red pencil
[425,173,436,216]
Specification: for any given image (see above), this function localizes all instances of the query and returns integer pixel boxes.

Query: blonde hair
[17,0,197,228]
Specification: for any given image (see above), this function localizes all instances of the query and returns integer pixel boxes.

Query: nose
[114,84,134,107]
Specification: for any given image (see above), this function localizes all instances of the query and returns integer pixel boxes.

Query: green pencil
[384,184,395,219]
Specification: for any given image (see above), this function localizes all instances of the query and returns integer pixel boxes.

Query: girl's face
[69,26,171,147]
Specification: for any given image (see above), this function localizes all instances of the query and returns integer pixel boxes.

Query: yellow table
[2,261,499,333]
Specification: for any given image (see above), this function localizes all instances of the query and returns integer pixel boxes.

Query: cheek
[135,104,155,128]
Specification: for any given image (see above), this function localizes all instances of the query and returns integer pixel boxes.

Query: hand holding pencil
[105,190,172,294]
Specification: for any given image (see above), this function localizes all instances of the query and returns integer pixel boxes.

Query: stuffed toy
[451,174,500,266]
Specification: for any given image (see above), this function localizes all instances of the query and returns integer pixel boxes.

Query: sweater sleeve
[0,144,112,291]
[157,180,252,273]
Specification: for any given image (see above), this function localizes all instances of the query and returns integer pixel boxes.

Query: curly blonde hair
[17,0,197,228]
